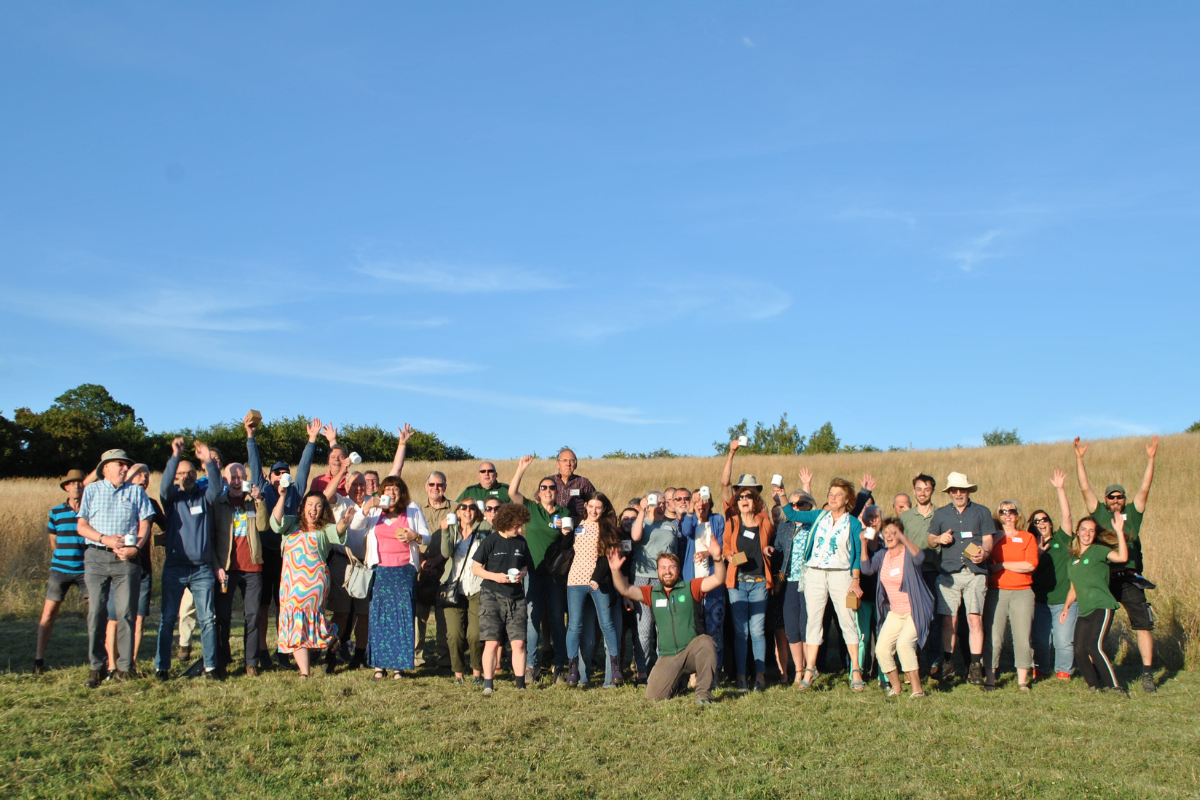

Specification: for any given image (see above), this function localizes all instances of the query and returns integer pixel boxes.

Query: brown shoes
[85,669,106,688]
[178,645,191,661]
[246,666,260,677]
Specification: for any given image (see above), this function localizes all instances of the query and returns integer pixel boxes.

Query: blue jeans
[704,587,726,673]
[1033,601,1078,674]
[566,585,619,678]
[580,590,625,686]
[728,579,768,677]
[156,561,218,672]
[525,570,567,671]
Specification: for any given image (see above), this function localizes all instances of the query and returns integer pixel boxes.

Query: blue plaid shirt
[78,479,156,546]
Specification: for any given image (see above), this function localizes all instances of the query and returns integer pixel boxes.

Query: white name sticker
[570,489,580,497]
[743,530,755,539]
[246,512,256,519]
[190,505,203,516]
[655,598,668,608]
[961,531,973,538]
[621,541,632,552]
[889,568,901,577]
[1012,536,1022,542]
[1121,514,1128,520]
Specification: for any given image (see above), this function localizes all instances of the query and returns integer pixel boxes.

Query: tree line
[0,384,473,479]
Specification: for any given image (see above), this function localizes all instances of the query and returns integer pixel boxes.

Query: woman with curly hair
[270,490,345,678]
[1063,513,1129,692]
[565,492,623,687]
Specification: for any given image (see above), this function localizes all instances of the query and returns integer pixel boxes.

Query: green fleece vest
[650,581,703,658]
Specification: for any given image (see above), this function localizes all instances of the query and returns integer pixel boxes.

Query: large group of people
[33,413,1163,701]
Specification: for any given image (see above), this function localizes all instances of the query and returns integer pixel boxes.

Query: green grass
[4,616,1199,799]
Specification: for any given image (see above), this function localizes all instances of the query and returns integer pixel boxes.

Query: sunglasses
[484,505,501,512]
[999,509,1019,516]
[1032,517,1051,525]
[457,505,474,512]
[539,485,555,491]
[1106,493,1125,500]
[427,482,445,488]
[479,469,496,474]
[736,493,755,501]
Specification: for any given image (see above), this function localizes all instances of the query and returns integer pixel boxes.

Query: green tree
[1187,420,1200,433]
[982,428,1022,446]
[713,414,805,455]
[805,421,841,454]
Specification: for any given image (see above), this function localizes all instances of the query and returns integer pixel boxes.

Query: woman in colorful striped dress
[270,490,345,677]
[347,475,430,679]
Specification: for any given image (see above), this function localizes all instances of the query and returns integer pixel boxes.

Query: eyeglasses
[479,469,496,474]
[998,509,1018,516]
[1032,517,1051,525]
[736,493,755,501]
[558,459,577,465]
[427,482,445,488]
[676,495,692,502]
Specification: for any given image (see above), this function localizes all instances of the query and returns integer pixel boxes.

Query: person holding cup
[680,486,727,672]
[471,503,534,696]
[629,490,679,683]
[770,486,817,690]
[346,476,429,680]
[440,500,490,683]
[213,463,270,676]
[720,439,776,692]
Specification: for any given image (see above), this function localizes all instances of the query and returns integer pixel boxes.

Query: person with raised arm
[1062,513,1130,693]
[981,500,1039,691]
[607,534,728,703]
[245,413,319,670]
[155,438,224,680]
[679,487,727,675]
[213,462,270,676]
[550,448,597,521]
[771,480,817,691]
[628,490,678,684]
[1030,469,1077,681]
[859,517,934,698]
[309,422,349,496]
[321,461,371,673]
[1074,435,1159,692]
[508,455,572,684]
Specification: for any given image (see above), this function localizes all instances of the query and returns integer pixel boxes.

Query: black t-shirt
[737,524,764,578]
[472,532,532,599]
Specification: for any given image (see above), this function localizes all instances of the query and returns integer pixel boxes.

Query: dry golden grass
[3,434,1197,666]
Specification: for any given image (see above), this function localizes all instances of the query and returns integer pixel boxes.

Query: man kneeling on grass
[607,535,727,704]
[471,503,533,696]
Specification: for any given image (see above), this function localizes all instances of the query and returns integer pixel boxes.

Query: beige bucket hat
[733,474,763,493]
[942,472,978,493]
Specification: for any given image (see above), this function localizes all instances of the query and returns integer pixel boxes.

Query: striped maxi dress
[278,528,339,653]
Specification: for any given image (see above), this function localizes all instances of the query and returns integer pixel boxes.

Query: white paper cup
[241,480,252,494]
[349,452,362,465]
[699,486,711,500]
[507,568,520,582]
[447,511,459,527]
[771,474,783,487]
[379,495,391,508]
[279,474,292,488]
[864,527,877,541]
[738,435,749,447]
[561,516,574,531]
[647,494,658,507]
[124,533,137,548]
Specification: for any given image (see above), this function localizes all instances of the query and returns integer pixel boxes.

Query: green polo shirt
[1068,544,1120,618]
[521,498,570,570]
[1089,503,1144,572]
[456,482,511,505]
[899,506,938,574]
[1032,528,1074,605]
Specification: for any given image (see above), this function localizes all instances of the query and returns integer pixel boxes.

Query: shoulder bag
[436,532,474,610]
[343,546,375,600]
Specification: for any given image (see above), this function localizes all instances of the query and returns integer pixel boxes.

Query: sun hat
[1104,484,1127,498]
[942,472,978,493]
[792,490,817,507]
[733,474,763,493]
[126,463,150,482]
[59,469,86,489]
[95,449,134,477]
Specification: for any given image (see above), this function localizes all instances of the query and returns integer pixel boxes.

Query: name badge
[1120,514,1127,520]
[570,489,580,497]
[1012,536,1022,542]
[621,541,632,552]
[655,598,668,608]
[489,490,498,496]
[960,531,973,538]
[246,512,256,519]
[889,568,901,577]
[743,530,755,539]
[190,505,203,516]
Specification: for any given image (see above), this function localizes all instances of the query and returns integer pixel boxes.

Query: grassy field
[3,434,1199,798]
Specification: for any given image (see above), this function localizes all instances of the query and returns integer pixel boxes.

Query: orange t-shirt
[988,530,1039,590]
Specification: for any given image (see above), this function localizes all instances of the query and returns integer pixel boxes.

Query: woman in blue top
[778,476,866,691]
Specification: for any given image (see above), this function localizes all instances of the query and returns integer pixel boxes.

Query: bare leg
[907,669,924,695]
[482,642,500,680]
[36,601,61,660]
[774,630,790,681]
[967,614,984,656]
[941,615,957,656]
[1137,630,1154,667]
[804,643,820,673]
[1017,667,1029,686]
[847,642,860,673]
[511,641,527,678]
[293,648,310,676]
[788,642,806,681]
[133,615,145,664]
[106,620,118,671]
[886,668,903,693]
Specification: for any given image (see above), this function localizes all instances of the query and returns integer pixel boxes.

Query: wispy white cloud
[354,257,567,293]
[742,36,756,48]
[949,229,1004,272]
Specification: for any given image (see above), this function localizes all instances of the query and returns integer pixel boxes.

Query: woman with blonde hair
[982,499,1040,690]
[1062,514,1128,692]
[778,475,866,691]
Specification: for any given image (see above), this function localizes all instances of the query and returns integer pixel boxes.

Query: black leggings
[1074,608,1118,689]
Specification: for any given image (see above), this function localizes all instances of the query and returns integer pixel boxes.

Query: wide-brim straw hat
[95,449,134,477]
[733,474,763,493]
[942,471,978,493]
[59,469,86,489]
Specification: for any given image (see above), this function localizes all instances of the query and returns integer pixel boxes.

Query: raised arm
[271,487,288,527]
[720,439,739,506]
[1134,435,1158,513]
[161,437,184,505]
[245,413,267,491]
[698,535,728,593]
[1050,468,1073,534]
[389,423,414,478]
[798,467,813,495]
[1073,437,1099,513]
[323,462,348,505]
[631,498,648,541]
[508,455,533,507]
[606,548,646,603]
[295,418,321,492]
[195,441,222,503]
[1106,512,1129,564]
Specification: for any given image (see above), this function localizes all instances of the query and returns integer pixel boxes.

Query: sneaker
[752,681,766,693]
[482,687,494,697]
[472,676,484,686]
[967,662,985,686]
[454,677,464,685]
[86,669,106,689]
[1142,673,1157,693]
[529,666,542,683]
[1055,671,1071,681]
[204,668,226,681]
[554,669,567,686]
[736,679,749,691]
[696,698,713,705]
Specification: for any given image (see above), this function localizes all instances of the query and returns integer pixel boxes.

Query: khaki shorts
[936,570,986,616]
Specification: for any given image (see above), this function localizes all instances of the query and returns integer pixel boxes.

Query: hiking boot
[156,670,169,681]
[177,645,191,662]
[1141,672,1157,693]
[567,657,580,687]
[529,666,542,683]
[110,670,131,684]
[967,662,985,686]
[275,651,294,670]
[245,666,260,678]
[937,661,957,684]
[86,669,106,689]
[33,659,46,675]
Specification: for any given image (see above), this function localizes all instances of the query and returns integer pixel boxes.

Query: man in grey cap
[75,449,156,687]
[1074,435,1160,692]
[245,413,319,669]
[926,471,996,687]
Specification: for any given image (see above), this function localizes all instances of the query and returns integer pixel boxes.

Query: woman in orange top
[982,500,1040,691]
[720,439,775,691]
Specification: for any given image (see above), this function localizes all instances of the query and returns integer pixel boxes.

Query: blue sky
[2,2,1197,458]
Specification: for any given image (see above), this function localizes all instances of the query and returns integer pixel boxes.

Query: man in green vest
[608,534,727,703]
